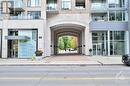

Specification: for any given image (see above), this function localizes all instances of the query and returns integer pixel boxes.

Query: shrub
[35,50,43,56]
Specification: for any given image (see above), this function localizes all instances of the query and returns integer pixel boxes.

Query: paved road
[0,65,130,86]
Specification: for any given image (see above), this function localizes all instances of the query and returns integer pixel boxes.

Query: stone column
[2,20,8,58]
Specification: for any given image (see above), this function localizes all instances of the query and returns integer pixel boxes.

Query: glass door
[93,43,102,55]
[8,30,18,58]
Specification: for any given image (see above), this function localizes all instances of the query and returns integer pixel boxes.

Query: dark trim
[0,29,2,58]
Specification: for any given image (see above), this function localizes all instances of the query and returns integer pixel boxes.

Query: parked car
[122,54,130,66]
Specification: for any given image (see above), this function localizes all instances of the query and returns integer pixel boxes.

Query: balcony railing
[47,4,58,11]
[92,16,108,21]
[91,3,107,11]
[8,0,25,8]
[9,15,41,20]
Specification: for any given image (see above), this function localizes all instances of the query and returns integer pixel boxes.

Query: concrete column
[2,20,8,58]
[37,20,45,57]
[125,31,129,54]
[107,30,110,56]
[85,26,92,55]
[82,30,85,54]
[44,26,51,57]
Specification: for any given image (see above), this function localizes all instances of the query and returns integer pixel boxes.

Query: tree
[58,37,64,50]
[70,37,78,49]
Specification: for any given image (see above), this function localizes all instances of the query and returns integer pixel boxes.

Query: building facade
[0,0,129,58]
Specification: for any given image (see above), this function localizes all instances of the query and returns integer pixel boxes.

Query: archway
[50,23,85,55]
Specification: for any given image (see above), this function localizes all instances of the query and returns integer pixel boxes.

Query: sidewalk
[0,55,123,66]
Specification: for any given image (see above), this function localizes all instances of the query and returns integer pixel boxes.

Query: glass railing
[8,0,25,8]
[9,15,41,20]
[92,16,108,21]
[91,3,107,11]
[47,4,57,11]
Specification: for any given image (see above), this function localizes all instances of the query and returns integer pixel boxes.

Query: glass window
[108,0,126,8]
[110,31,125,55]
[92,13,107,21]
[75,0,85,9]
[0,1,2,16]
[109,11,115,21]
[109,11,127,21]
[28,0,40,7]
[62,0,71,10]
[92,32,108,56]
[27,11,41,19]
[47,0,57,10]
[116,11,122,21]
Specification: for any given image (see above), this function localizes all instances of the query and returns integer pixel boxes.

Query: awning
[5,36,30,40]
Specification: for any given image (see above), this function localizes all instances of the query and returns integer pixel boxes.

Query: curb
[0,63,124,66]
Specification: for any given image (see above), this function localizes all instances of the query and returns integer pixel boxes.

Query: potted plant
[35,50,43,60]
[89,49,92,56]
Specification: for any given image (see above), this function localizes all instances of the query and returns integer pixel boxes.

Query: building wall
[0,0,129,58]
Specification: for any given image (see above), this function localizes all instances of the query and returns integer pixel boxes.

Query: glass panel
[92,13,107,21]
[18,30,37,58]
[108,0,126,8]
[27,11,41,19]
[116,11,122,21]
[93,45,97,55]
[109,11,115,21]
[62,0,71,10]
[75,0,85,9]
[47,0,57,10]
[110,31,125,55]
[92,32,108,56]
[28,0,40,7]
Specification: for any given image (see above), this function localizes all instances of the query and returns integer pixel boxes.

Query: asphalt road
[0,65,130,86]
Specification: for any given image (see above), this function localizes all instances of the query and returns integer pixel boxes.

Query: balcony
[90,21,128,31]
[91,3,107,13]
[92,16,108,21]
[8,0,25,15]
[91,13,108,21]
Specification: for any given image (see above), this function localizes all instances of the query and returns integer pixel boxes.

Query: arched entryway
[50,23,85,55]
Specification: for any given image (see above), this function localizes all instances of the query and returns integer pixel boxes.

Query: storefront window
[92,31,125,56]
[18,30,37,58]
[110,31,125,55]
[7,30,37,58]
[62,0,71,10]
[92,32,108,56]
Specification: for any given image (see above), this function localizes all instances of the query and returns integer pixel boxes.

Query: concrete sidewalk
[0,55,123,66]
